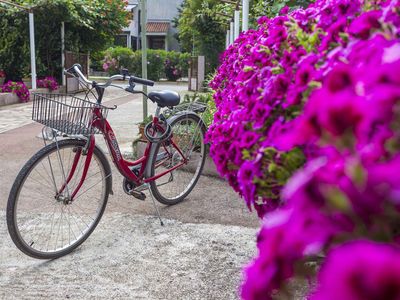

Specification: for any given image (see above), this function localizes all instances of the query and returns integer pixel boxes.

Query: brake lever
[64,70,78,78]
[125,86,135,93]
[121,68,130,81]
[125,77,137,93]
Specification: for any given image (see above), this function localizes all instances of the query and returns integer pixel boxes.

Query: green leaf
[326,188,351,212]
[268,162,278,173]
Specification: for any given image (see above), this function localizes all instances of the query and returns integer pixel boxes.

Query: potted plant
[0,70,5,86]
[21,66,33,89]
[0,81,30,103]
[22,77,32,89]
[37,76,59,92]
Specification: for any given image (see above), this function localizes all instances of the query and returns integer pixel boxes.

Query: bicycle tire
[7,138,112,259]
[148,113,206,205]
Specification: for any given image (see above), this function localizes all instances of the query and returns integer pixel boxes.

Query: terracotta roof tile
[146,22,170,33]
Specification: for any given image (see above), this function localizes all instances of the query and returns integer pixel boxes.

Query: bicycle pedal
[129,190,146,201]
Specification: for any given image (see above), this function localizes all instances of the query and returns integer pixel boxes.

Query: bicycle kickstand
[144,183,164,226]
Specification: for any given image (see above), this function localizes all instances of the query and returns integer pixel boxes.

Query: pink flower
[311,241,400,300]
[348,10,382,39]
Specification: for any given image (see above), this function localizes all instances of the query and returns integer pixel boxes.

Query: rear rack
[164,101,207,116]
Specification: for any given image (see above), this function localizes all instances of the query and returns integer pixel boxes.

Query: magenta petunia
[208,0,400,216]
[311,240,400,300]
[348,10,382,39]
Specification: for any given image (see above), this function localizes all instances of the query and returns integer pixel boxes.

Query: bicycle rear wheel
[148,113,206,205]
[7,138,112,259]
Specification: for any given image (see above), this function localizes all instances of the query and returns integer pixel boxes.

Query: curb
[0,93,19,106]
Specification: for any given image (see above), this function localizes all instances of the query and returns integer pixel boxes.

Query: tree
[0,7,30,82]
[0,0,130,81]
[251,0,311,21]
[174,0,311,75]
[174,0,226,74]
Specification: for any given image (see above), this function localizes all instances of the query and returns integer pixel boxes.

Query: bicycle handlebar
[65,63,155,89]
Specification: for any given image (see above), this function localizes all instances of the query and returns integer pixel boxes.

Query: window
[131,37,138,51]
[148,36,165,50]
[114,35,128,47]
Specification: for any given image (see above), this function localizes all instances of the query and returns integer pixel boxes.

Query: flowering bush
[208,0,400,299]
[164,58,183,81]
[102,46,129,75]
[0,81,30,102]
[311,240,400,300]
[208,0,400,216]
[37,76,58,91]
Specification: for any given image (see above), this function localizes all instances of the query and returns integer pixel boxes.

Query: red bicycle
[6,64,206,259]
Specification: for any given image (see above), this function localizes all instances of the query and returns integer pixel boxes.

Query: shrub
[90,50,106,72]
[0,81,30,102]
[181,92,216,127]
[102,48,191,81]
[164,51,191,81]
[103,46,135,75]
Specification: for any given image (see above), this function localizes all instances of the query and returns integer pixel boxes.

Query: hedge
[100,47,191,81]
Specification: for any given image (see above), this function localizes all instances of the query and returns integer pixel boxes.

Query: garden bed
[0,86,66,106]
[0,92,19,106]
[29,86,66,101]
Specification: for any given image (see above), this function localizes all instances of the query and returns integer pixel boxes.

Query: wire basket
[32,93,110,135]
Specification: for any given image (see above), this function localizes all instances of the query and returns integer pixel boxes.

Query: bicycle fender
[94,144,114,195]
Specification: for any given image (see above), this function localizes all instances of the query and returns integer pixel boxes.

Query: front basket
[32,93,109,135]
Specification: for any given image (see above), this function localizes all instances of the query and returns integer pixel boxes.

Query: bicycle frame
[58,106,188,201]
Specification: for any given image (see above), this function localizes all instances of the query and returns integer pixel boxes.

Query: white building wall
[121,0,184,51]
[147,0,183,20]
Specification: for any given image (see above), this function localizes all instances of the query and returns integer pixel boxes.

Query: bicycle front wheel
[148,113,206,205]
[7,138,112,259]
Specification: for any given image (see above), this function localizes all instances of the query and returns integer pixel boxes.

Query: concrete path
[0,83,260,299]
[0,82,188,134]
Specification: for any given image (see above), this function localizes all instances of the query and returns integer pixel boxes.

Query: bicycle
[6,64,207,259]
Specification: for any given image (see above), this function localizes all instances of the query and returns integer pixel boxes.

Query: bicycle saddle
[148,90,180,108]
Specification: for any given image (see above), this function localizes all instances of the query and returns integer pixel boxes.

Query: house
[115,0,184,51]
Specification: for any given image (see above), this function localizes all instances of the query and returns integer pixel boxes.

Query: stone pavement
[0,82,262,299]
[0,214,257,299]
[0,102,34,134]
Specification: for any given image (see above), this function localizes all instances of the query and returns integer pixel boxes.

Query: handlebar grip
[131,76,154,87]
[65,63,81,74]
[71,64,91,84]
[73,63,83,72]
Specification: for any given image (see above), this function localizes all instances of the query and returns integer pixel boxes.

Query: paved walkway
[0,83,260,299]
[0,83,188,134]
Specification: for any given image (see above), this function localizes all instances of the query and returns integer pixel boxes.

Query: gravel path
[0,212,257,299]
